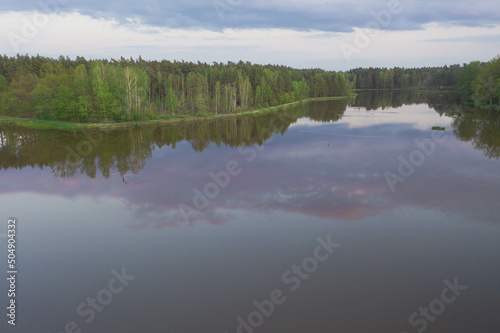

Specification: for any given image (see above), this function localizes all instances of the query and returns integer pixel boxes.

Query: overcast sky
[1,0,499,70]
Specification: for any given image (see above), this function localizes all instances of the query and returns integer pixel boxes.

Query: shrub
[145,108,156,120]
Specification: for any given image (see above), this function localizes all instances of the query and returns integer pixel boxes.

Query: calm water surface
[1,91,499,333]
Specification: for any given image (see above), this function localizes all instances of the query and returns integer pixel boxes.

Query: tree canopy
[0,55,351,122]
[1,54,499,123]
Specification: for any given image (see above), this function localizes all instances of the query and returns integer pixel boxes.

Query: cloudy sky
[1,0,499,70]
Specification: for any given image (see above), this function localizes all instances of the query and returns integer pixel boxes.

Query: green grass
[0,95,355,130]
[0,117,90,130]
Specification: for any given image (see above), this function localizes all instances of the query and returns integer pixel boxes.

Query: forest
[0,55,498,124]
[0,55,351,123]
[346,55,500,107]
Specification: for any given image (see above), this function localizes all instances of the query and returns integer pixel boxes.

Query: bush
[145,108,156,120]
[131,112,141,121]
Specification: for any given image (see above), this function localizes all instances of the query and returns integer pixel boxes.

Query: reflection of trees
[351,90,463,113]
[450,109,500,159]
[350,90,429,110]
[0,127,153,179]
[429,93,500,159]
[150,99,349,152]
[353,90,500,160]
[426,92,462,116]
[0,99,348,177]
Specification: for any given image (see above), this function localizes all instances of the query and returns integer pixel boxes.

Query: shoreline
[0,96,354,131]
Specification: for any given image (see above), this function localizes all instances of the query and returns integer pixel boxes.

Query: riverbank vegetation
[0,96,347,130]
[0,55,352,123]
[1,55,498,126]
[346,55,500,108]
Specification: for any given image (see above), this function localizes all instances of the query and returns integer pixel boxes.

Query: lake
[1,90,499,333]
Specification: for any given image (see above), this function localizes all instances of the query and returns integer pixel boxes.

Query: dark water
[1,91,499,333]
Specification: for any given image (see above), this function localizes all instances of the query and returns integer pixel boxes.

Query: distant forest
[346,55,500,108]
[0,54,498,123]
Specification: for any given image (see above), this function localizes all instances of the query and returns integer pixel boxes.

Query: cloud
[1,0,499,32]
[1,10,499,71]
[425,33,500,43]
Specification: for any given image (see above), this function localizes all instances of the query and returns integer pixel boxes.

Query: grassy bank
[0,96,354,130]
[353,88,455,93]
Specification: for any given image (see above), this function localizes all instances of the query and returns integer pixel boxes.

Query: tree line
[0,55,351,122]
[346,65,462,90]
[1,55,498,123]
[346,55,500,108]
[456,57,500,107]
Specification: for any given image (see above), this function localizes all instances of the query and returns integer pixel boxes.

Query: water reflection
[350,89,433,110]
[0,99,349,178]
[1,91,500,333]
[1,92,499,180]
[1,92,499,229]
[448,107,500,159]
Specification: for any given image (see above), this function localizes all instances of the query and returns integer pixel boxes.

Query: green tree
[7,71,39,117]
[74,64,92,121]
[167,87,177,115]
[472,57,500,107]
[457,61,481,104]
[213,81,221,114]
[53,86,78,120]
[0,75,8,93]
[91,61,120,121]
